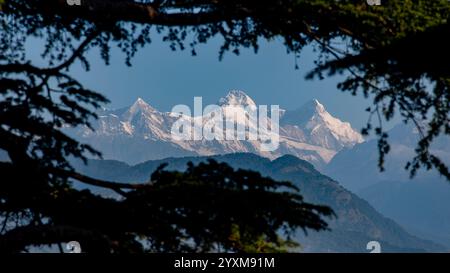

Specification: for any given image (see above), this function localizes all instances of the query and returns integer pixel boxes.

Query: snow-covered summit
[281,99,363,151]
[123,97,156,119]
[73,92,363,168]
[218,90,256,107]
[303,99,326,113]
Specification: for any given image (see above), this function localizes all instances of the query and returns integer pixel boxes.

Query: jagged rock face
[72,91,363,167]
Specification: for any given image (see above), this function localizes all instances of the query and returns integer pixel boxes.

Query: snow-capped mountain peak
[218,90,256,107]
[311,99,326,113]
[135,97,146,104]
[123,97,156,121]
[300,98,326,115]
[131,97,154,111]
[280,99,363,151]
[73,92,364,169]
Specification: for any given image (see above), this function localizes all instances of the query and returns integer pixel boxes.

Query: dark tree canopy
[0,0,449,252]
[0,159,333,253]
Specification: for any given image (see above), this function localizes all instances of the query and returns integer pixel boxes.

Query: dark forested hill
[73,153,446,252]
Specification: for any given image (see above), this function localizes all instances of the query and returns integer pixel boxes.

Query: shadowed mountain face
[324,123,450,248]
[73,153,445,253]
[69,91,363,169]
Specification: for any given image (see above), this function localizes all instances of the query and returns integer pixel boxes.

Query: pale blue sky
[30,35,383,130]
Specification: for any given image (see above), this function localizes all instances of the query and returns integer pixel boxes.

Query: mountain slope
[73,153,445,253]
[324,123,450,248]
[71,91,363,169]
